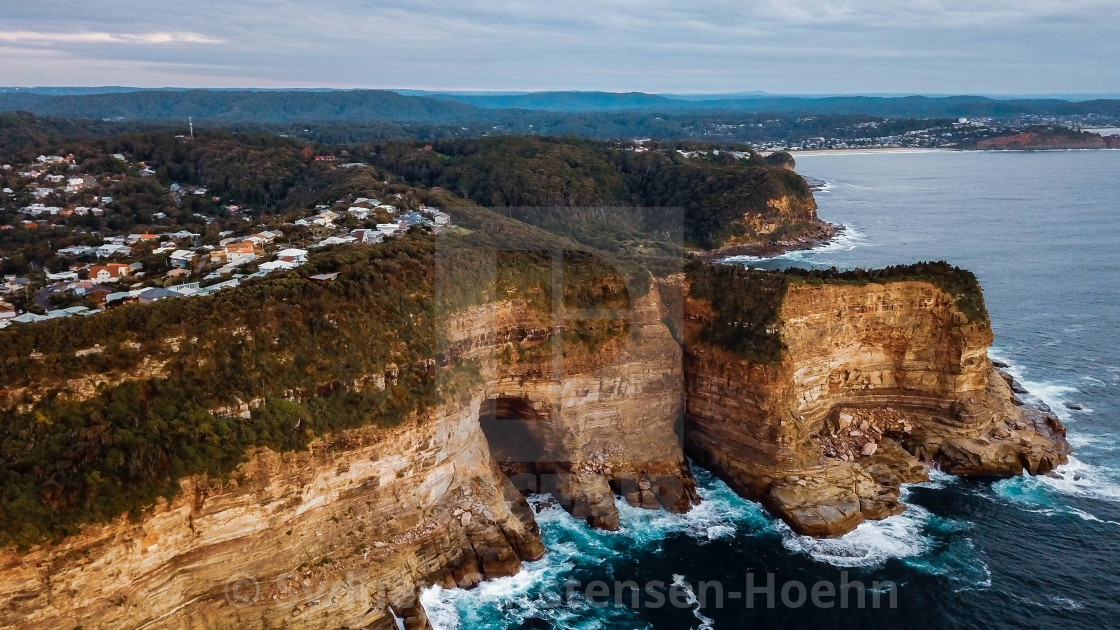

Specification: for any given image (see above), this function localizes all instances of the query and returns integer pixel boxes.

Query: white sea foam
[987,349,1079,425]
[612,473,772,546]
[672,574,716,630]
[722,223,867,268]
[996,455,1120,505]
[779,489,932,568]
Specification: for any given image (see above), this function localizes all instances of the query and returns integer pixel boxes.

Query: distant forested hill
[3,88,1120,124]
[0,89,487,123]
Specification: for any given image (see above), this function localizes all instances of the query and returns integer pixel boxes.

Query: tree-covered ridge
[0,224,638,549]
[370,136,819,248]
[685,260,990,363]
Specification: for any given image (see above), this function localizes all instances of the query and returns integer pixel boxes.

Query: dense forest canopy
[370,136,815,248]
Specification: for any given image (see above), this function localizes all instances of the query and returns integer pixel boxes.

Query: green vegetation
[782,262,990,325]
[685,259,789,363]
[371,136,817,250]
[0,228,637,549]
[686,260,989,363]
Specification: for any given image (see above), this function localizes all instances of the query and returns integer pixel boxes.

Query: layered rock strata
[676,278,1070,537]
[443,283,697,530]
[0,395,543,630]
[0,283,694,629]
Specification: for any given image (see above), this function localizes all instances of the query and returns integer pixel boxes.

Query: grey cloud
[0,0,1116,93]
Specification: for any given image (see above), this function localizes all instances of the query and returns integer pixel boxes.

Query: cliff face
[0,272,1074,627]
[709,191,838,257]
[444,283,696,530]
[975,130,1120,150]
[679,278,1070,537]
[0,394,544,630]
[0,282,691,630]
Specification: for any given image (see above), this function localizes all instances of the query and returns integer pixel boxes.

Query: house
[66,177,86,193]
[314,236,356,247]
[126,233,159,245]
[167,230,201,241]
[400,211,428,227]
[95,244,131,258]
[165,268,192,279]
[259,260,299,272]
[275,248,308,263]
[169,250,198,269]
[89,263,131,282]
[310,210,337,227]
[310,272,340,282]
[351,229,384,244]
[0,300,15,321]
[376,223,401,236]
[433,212,451,226]
[347,206,370,220]
[223,241,257,264]
[100,196,113,205]
[56,244,91,256]
[137,287,180,304]
[2,276,31,293]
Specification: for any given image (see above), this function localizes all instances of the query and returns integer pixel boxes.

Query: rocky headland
[0,261,1073,629]
[670,269,1070,536]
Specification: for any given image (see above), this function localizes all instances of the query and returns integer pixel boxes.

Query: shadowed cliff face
[675,277,1070,537]
[443,284,697,531]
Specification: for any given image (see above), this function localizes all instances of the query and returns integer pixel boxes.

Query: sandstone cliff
[675,276,1070,537]
[0,267,1074,628]
[974,130,1120,150]
[0,282,692,630]
[442,282,696,530]
[0,394,545,630]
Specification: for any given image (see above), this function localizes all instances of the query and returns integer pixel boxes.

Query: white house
[169,250,198,269]
[351,229,384,244]
[275,248,309,263]
[376,223,401,236]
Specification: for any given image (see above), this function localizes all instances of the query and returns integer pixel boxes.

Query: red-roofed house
[89,263,131,282]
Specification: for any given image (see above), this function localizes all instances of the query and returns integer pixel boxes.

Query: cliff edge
[670,267,1070,537]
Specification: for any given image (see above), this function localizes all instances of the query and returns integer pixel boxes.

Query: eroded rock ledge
[672,276,1070,537]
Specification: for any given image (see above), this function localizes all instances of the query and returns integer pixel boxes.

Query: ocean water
[423,150,1120,629]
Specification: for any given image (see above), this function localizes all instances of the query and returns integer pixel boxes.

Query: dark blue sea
[422,150,1120,629]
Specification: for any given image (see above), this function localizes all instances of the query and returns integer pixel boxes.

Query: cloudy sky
[1,1,1117,94]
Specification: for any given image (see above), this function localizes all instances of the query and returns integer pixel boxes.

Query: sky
[1,0,1117,95]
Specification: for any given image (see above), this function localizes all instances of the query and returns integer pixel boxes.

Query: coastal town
[0,146,451,327]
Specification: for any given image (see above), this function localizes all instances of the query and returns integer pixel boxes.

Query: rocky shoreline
[694,221,840,261]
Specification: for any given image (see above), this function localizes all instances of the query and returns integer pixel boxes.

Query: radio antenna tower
[189,116,194,138]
